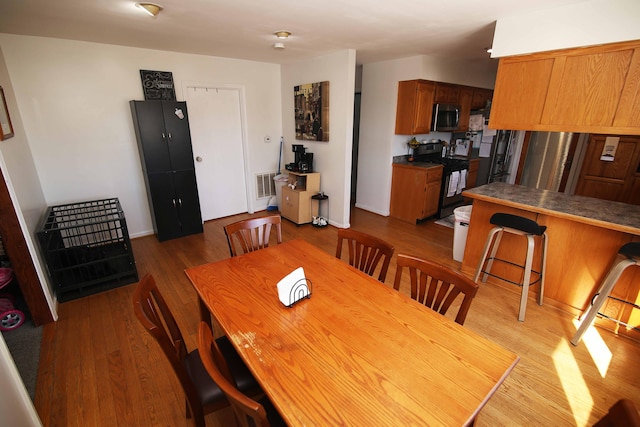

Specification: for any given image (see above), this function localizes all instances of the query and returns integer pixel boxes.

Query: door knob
[195,156,203,162]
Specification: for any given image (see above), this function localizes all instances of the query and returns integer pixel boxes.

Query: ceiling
[0,0,585,67]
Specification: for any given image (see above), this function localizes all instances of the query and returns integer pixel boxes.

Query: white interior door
[186,86,248,221]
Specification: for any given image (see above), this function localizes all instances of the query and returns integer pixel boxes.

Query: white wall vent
[255,172,277,199]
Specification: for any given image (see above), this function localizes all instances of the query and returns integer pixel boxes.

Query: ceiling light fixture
[135,2,163,17]
[274,31,292,39]
[274,43,285,50]
[486,47,493,54]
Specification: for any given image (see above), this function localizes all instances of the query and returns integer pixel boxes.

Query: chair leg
[474,227,502,283]
[570,258,636,345]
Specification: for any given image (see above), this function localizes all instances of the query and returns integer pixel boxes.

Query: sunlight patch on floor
[554,339,592,427]
[572,319,612,378]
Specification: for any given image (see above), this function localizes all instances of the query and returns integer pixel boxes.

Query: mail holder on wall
[277,267,312,307]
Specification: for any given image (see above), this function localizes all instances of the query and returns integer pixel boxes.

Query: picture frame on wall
[294,81,330,142]
[140,70,177,101]
[0,86,14,141]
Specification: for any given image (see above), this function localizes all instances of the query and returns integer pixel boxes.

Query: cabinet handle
[162,132,166,141]
[168,132,172,141]
[178,198,182,207]
[172,199,176,208]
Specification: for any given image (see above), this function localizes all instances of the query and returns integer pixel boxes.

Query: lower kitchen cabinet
[281,172,320,225]
[147,170,203,241]
[390,164,443,223]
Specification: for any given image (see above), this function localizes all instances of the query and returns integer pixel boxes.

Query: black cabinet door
[161,101,196,172]
[173,170,203,236]
[131,100,195,173]
[131,101,172,174]
[147,172,182,241]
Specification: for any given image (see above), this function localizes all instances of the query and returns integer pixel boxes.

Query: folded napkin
[448,171,460,197]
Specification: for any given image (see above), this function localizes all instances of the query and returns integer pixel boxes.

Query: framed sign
[294,81,329,142]
[0,86,14,141]
[140,70,176,101]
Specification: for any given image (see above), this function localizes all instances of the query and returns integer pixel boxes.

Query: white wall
[0,34,283,237]
[0,335,41,427]
[492,0,640,58]
[281,50,356,228]
[356,55,498,216]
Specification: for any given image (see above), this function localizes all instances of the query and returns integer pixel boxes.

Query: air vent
[255,172,277,199]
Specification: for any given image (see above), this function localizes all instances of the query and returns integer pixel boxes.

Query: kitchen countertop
[463,182,640,235]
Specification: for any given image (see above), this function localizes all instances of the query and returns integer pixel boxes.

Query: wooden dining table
[185,239,519,426]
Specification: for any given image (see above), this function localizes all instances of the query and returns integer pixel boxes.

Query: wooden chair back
[198,322,272,427]
[224,215,282,257]
[132,274,225,427]
[393,254,479,325]
[335,228,394,282]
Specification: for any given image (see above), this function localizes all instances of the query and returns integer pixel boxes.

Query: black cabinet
[131,100,203,241]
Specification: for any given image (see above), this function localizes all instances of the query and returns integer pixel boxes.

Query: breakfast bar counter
[460,183,640,340]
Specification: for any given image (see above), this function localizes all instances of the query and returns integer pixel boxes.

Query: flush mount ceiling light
[274,42,285,49]
[274,31,292,39]
[135,2,163,17]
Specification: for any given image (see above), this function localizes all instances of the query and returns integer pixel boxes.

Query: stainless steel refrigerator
[519,132,574,191]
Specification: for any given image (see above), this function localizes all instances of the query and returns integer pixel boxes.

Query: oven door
[438,172,465,218]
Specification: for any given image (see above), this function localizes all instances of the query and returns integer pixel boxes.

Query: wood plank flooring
[34,208,640,426]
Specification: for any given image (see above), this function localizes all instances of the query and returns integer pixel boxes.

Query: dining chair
[198,322,287,427]
[335,228,395,282]
[132,274,261,427]
[393,254,479,325]
[224,214,283,257]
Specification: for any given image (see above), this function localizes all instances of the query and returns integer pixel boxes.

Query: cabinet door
[173,170,204,236]
[147,172,182,241]
[458,88,472,132]
[490,57,555,130]
[395,80,435,135]
[131,101,172,174]
[390,165,426,223]
[422,179,441,218]
[434,83,459,104]
[161,101,196,171]
[281,187,300,223]
[471,89,493,110]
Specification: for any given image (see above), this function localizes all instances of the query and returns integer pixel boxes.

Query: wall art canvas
[140,70,176,101]
[294,81,329,142]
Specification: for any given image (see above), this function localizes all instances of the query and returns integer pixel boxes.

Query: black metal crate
[36,198,138,302]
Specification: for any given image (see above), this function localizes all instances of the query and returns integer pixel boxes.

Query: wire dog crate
[37,198,138,302]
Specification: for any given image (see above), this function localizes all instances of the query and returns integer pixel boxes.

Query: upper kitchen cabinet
[490,40,640,135]
[458,87,473,133]
[470,88,494,110]
[395,80,436,135]
[433,83,460,104]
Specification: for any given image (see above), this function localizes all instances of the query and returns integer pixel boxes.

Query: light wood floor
[35,208,640,426]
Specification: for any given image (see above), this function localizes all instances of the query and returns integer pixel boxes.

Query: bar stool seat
[571,242,640,346]
[474,213,548,322]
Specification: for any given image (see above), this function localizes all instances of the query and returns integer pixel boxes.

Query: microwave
[432,103,460,132]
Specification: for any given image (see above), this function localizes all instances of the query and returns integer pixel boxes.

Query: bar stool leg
[538,233,547,306]
[517,235,536,322]
[570,257,637,346]
[474,228,503,283]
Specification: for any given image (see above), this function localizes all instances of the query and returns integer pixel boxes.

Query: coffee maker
[287,145,314,172]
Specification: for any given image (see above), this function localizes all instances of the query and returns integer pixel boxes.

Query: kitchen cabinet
[395,80,436,135]
[130,100,203,241]
[574,135,640,203]
[457,87,473,132]
[490,40,640,135]
[466,159,480,189]
[390,163,443,223]
[471,88,493,110]
[434,83,460,104]
[281,172,320,224]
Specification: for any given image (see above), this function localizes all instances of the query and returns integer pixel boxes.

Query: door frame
[183,82,254,216]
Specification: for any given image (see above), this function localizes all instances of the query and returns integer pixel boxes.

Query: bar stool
[571,242,640,346]
[474,213,548,322]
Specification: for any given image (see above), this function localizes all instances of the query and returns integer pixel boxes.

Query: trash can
[273,173,289,210]
[452,205,473,262]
